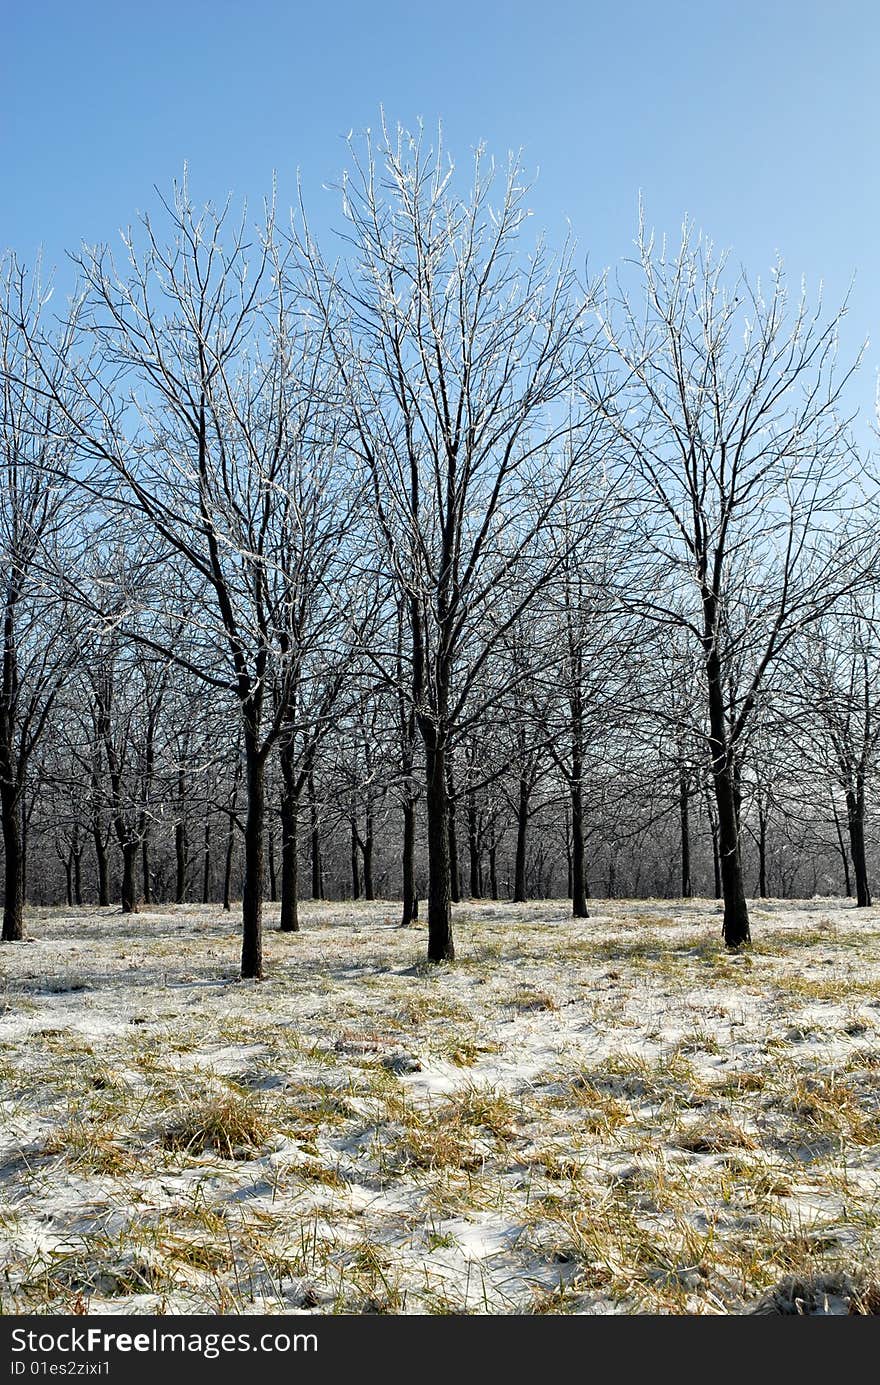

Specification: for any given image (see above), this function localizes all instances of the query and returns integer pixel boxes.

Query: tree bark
[401,794,418,925]
[467,786,482,898]
[488,825,499,901]
[425,739,454,961]
[570,775,589,918]
[832,798,853,897]
[0,785,24,941]
[268,828,278,903]
[141,836,152,905]
[757,802,768,899]
[350,811,360,900]
[202,819,211,904]
[362,809,375,900]
[308,771,323,899]
[279,747,299,933]
[846,784,871,908]
[706,651,750,946]
[120,840,139,915]
[94,822,110,906]
[223,825,235,912]
[447,757,460,905]
[679,770,692,898]
[240,730,264,977]
[73,847,83,906]
[513,776,529,903]
[175,767,187,904]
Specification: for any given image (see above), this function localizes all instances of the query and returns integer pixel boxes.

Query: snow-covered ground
[1,896,879,1315]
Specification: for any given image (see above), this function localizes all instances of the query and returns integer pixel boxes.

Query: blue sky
[3,0,878,434]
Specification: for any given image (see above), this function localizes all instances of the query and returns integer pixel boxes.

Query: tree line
[2,122,877,977]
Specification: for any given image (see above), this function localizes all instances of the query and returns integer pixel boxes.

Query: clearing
[1,896,879,1315]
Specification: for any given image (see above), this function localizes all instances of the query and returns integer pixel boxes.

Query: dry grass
[2,895,880,1315]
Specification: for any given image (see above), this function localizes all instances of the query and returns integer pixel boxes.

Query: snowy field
[1,897,880,1315]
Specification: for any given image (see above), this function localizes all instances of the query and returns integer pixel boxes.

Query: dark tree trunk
[467,787,482,899]
[93,820,110,907]
[513,777,529,903]
[64,849,74,908]
[20,795,28,904]
[141,836,152,905]
[569,695,589,917]
[707,795,722,900]
[846,784,871,908]
[279,805,299,932]
[832,799,853,897]
[425,739,454,961]
[1,786,24,941]
[679,770,692,898]
[223,758,241,913]
[350,812,360,900]
[268,828,278,903]
[401,794,418,925]
[706,651,750,946]
[447,757,460,905]
[73,848,83,906]
[757,802,768,899]
[175,766,187,904]
[223,825,235,912]
[120,840,139,915]
[570,776,589,918]
[308,771,323,900]
[202,820,211,905]
[279,747,299,933]
[362,809,375,901]
[240,731,264,978]
[488,833,498,901]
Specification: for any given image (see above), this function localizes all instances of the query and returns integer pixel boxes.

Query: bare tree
[299,119,606,960]
[0,255,80,940]
[595,216,868,945]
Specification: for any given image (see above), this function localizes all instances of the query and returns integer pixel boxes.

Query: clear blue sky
[3,0,878,434]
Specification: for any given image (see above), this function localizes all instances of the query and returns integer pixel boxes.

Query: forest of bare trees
[2,125,878,976]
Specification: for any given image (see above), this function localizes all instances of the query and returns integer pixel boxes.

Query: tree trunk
[240,732,264,978]
[64,849,73,907]
[513,777,529,903]
[279,807,299,932]
[757,802,768,899]
[73,848,83,906]
[279,751,299,933]
[679,770,692,898]
[706,793,722,900]
[308,771,323,900]
[401,794,418,925]
[425,739,454,961]
[706,655,750,946]
[350,813,360,900]
[141,836,152,905]
[202,820,211,904]
[832,798,853,897]
[362,809,375,901]
[268,828,278,903]
[175,770,187,904]
[223,824,235,912]
[570,775,589,918]
[467,787,482,899]
[447,758,460,905]
[846,784,871,908]
[120,840,139,915]
[488,834,498,901]
[93,820,110,907]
